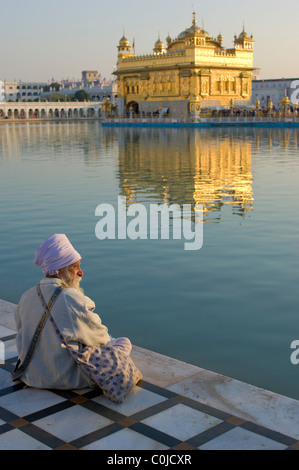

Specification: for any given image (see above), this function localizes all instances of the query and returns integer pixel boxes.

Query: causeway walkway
[0,298,299,450]
[102,116,299,128]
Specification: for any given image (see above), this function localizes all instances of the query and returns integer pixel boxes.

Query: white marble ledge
[0,299,17,331]
[167,369,299,441]
[131,345,203,388]
[1,298,299,441]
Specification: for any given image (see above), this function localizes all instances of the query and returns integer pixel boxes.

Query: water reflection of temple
[112,127,255,221]
[1,124,298,224]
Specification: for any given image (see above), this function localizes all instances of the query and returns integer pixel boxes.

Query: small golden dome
[154,34,165,53]
[119,35,129,47]
[238,25,249,40]
[155,37,163,47]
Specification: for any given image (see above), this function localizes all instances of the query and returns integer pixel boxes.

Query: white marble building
[42,72,117,103]
[4,81,19,101]
[0,72,116,104]
[0,81,5,102]
[19,82,47,101]
[252,78,299,110]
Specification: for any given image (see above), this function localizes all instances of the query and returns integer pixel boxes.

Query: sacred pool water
[0,121,298,400]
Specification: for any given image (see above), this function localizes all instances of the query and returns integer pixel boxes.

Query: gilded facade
[114,13,254,117]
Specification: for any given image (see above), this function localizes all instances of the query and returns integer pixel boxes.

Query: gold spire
[155,32,162,45]
[153,33,165,53]
[192,11,197,26]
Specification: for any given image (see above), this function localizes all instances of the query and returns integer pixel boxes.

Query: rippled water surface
[0,122,298,399]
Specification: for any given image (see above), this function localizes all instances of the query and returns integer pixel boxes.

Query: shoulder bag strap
[35,285,69,349]
[12,285,63,381]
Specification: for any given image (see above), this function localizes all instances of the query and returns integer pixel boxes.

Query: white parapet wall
[0,101,103,119]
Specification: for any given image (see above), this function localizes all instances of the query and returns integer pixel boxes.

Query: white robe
[14,278,112,389]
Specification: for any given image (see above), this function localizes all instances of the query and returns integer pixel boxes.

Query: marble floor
[0,299,299,451]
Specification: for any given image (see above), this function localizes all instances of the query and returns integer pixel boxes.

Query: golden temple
[114,13,254,117]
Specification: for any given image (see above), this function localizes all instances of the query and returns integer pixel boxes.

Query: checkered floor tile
[0,332,298,450]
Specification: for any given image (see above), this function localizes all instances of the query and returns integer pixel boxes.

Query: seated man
[14,234,134,390]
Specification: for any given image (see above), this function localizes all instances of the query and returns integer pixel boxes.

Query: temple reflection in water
[109,127,255,222]
[1,123,298,224]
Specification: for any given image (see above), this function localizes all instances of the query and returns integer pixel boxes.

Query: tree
[43,82,61,92]
[48,93,66,102]
[74,90,91,102]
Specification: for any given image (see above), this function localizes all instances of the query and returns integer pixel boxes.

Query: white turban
[33,234,81,276]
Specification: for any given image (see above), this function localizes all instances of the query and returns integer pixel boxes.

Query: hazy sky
[1,0,298,82]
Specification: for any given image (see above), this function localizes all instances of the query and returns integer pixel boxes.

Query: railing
[122,51,185,62]
[102,116,299,125]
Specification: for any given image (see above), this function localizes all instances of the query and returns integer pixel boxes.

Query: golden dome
[178,30,187,39]
[177,12,211,40]
[238,25,251,40]
[153,34,165,53]
[155,37,164,47]
[119,35,130,47]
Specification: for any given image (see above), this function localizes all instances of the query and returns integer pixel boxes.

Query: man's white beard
[59,272,84,294]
